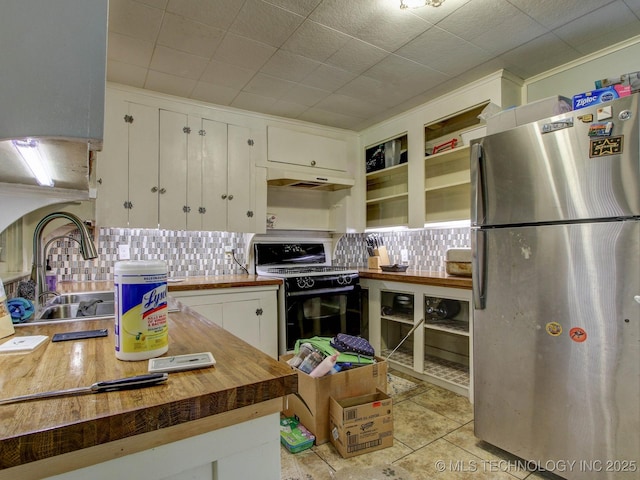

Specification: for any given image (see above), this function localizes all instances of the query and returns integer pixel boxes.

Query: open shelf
[425,318,470,336]
[381,348,470,388]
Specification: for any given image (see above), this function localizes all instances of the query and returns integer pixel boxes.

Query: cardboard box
[280,354,387,445]
[329,390,393,458]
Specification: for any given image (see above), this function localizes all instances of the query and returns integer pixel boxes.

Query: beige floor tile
[393,400,461,450]
[280,445,334,480]
[394,438,521,480]
[410,385,473,425]
[312,437,414,472]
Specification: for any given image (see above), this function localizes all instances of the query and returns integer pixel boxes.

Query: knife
[0,373,169,405]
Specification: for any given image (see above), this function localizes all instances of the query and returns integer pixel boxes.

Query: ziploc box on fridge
[280,354,387,445]
[572,86,630,110]
[329,390,393,458]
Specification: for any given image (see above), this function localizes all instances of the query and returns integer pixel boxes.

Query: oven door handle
[286,285,357,297]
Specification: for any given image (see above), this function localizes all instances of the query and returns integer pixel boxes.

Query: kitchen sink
[21,291,116,324]
[49,291,114,305]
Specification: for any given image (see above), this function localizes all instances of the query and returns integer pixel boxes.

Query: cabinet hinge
[199,129,206,136]
[255,308,263,316]
[247,139,254,146]
[246,210,254,218]
[183,126,191,134]
[124,115,134,124]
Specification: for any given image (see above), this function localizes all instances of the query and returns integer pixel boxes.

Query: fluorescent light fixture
[399,0,445,8]
[12,138,54,187]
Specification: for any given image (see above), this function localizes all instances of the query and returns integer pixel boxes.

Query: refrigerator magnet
[545,322,562,337]
[569,327,587,343]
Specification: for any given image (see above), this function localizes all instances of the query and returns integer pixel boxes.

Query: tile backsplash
[44,226,470,282]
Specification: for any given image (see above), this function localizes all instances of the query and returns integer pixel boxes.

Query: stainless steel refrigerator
[471,94,640,479]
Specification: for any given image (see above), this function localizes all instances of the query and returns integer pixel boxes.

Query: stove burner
[266,266,352,274]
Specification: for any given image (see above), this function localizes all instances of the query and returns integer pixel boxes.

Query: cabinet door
[201,119,228,232]
[95,95,129,226]
[226,124,255,233]
[186,116,203,231]
[267,126,347,172]
[222,298,262,350]
[158,109,188,231]
[127,103,160,228]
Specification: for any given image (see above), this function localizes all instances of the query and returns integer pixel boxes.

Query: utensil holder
[368,256,381,270]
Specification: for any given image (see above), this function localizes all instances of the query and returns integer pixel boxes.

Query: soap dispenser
[45,258,57,292]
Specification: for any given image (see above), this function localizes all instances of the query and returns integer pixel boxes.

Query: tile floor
[280,370,564,480]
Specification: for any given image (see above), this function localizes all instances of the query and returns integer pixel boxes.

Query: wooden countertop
[358,268,472,289]
[56,275,283,294]
[0,304,297,471]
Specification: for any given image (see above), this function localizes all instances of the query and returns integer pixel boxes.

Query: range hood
[266,168,355,191]
[0,0,107,192]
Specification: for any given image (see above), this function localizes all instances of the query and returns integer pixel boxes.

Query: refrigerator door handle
[472,229,486,309]
[470,142,485,226]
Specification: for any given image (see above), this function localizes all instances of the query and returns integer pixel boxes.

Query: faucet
[30,212,98,307]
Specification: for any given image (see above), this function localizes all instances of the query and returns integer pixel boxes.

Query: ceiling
[107,0,640,131]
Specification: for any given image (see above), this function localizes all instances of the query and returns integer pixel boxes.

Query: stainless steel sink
[36,301,115,320]
[49,291,114,305]
[20,291,116,324]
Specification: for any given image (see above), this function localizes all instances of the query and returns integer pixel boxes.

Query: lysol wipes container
[114,260,168,361]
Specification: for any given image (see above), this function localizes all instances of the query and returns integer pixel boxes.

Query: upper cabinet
[96,87,263,233]
[267,126,348,172]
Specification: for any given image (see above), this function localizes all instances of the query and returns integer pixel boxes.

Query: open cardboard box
[280,354,387,445]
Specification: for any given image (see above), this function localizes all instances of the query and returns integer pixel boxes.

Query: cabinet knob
[183,205,191,213]
[151,186,158,193]
[97,178,102,185]
[228,194,233,200]
[199,207,206,214]
[310,160,316,166]
[221,194,227,200]
[159,188,166,194]
[246,210,254,218]
[255,308,263,316]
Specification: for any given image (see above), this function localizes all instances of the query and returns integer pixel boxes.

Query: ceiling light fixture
[12,139,54,187]
[400,0,445,9]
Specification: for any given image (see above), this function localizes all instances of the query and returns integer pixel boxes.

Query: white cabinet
[172,286,278,358]
[362,278,473,400]
[96,89,263,233]
[267,126,348,172]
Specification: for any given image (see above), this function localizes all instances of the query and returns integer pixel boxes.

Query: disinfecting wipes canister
[114,260,168,361]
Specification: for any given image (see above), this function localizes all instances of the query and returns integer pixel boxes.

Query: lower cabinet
[361,279,473,401]
[172,286,278,358]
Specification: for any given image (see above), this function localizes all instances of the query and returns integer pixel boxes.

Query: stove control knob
[337,275,352,285]
[297,277,314,289]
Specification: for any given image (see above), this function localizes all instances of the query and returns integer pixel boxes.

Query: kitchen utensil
[374,245,390,265]
[385,317,425,361]
[0,373,168,405]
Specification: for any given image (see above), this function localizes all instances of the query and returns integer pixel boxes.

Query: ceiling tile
[506,0,618,30]
[107,60,148,88]
[145,70,197,98]
[279,83,331,106]
[309,0,387,37]
[260,50,322,82]
[166,0,243,30]
[363,54,431,84]
[229,0,305,48]
[263,0,323,17]
[281,20,351,62]
[314,93,387,117]
[109,0,164,42]
[300,64,358,92]
[298,108,364,130]
[107,32,154,67]
[157,13,226,58]
[354,5,433,51]
[553,1,640,55]
[498,33,580,78]
[149,45,210,80]
[409,0,473,24]
[242,73,298,98]
[470,9,547,54]
[623,0,640,16]
[395,26,492,76]
[191,81,239,105]
[231,91,278,113]
[259,99,310,118]
[200,60,256,88]
[325,38,390,74]
[136,0,169,8]
[213,33,277,71]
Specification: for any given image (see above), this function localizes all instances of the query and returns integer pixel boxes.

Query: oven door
[284,285,363,352]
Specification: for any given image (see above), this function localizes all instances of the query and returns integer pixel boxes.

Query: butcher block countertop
[0,302,296,476]
[358,268,472,289]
